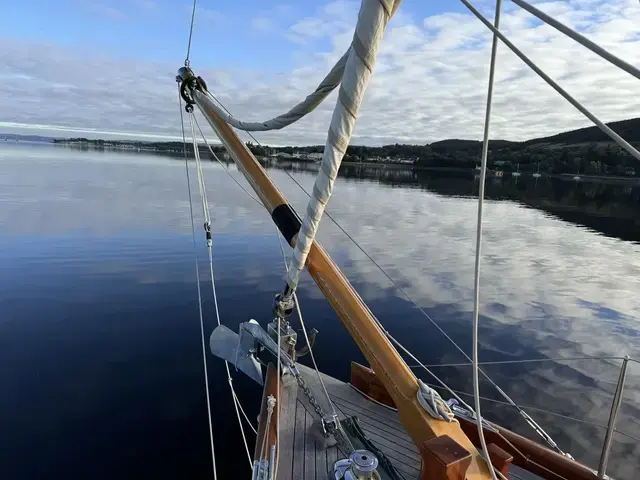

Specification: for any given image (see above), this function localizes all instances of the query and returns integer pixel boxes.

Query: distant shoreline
[4,139,639,185]
[3,133,639,182]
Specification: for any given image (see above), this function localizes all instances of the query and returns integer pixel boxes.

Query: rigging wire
[203,92,566,464]
[509,0,640,81]
[189,130,259,440]
[191,114,263,207]
[472,2,503,478]
[189,111,258,460]
[178,90,217,479]
[193,111,550,455]
[185,0,197,67]
[189,117,255,442]
[209,92,524,422]
[266,140,562,436]
[424,380,640,443]
[275,158,566,454]
[460,0,640,163]
[408,355,631,368]
[269,171,514,480]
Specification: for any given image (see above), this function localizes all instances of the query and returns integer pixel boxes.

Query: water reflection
[0,144,639,479]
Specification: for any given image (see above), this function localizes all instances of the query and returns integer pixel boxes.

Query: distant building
[306,152,324,160]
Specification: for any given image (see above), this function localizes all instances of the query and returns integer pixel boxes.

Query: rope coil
[417,380,458,423]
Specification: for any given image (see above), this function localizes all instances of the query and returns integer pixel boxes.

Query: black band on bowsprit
[271,204,301,245]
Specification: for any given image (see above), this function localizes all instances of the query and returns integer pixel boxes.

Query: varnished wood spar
[192,89,492,480]
[255,364,282,462]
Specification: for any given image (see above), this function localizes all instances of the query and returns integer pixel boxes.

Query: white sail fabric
[286,0,402,291]
[204,51,349,132]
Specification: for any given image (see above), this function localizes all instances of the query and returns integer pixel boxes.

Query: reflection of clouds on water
[270,167,640,475]
[321,178,640,355]
[311,174,640,476]
[2,145,639,477]
[0,144,266,237]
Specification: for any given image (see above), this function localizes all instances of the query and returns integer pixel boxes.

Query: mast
[177,70,492,480]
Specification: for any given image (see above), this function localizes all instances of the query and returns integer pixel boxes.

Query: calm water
[1,143,639,479]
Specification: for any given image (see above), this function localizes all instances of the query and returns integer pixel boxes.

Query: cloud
[82,2,128,21]
[251,17,273,32]
[1,0,640,145]
[0,121,186,141]
[285,0,357,45]
[194,6,225,24]
[136,0,156,8]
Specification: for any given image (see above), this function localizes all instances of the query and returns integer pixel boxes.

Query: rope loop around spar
[417,380,458,423]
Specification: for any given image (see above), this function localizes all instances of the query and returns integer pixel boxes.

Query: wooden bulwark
[350,361,397,408]
[458,417,598,480]
[255,364,283,462]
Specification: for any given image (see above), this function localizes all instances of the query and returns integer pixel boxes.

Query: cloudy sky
[1,0,638,145]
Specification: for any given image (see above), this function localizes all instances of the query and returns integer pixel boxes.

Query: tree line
[55,116,640,177]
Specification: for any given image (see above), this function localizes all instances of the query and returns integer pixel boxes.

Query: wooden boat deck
[273,364,540,480]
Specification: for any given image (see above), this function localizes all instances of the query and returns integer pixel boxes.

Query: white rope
[202,51,349,132]
[178,91,217,479]
[252,395,275,478]
[472,1,502,478]
[188,116,211,225]
[188,110,255,468]
[461,0,640,163]
[286,0,402,293]
[231,387,258,435]
[463,0,572,457]
[417,380,458,423]
[259,396,276,462]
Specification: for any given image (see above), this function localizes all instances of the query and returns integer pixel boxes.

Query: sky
[0,0,639,145]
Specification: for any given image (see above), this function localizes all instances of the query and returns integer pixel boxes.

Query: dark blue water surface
[1,143,639,479]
